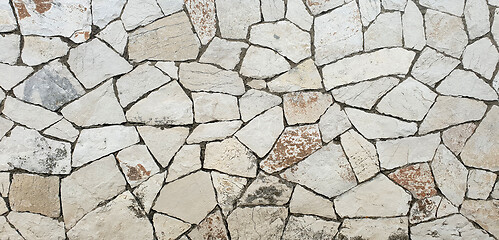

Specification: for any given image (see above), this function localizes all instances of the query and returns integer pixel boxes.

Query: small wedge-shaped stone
[193,92,239,123]
[388,163,437,199]
[289,185,337,219]
[261,0,284,21]
[128,12,200,62]
[14,60,84,111]
[331,77,398,110]
[465,0,490,39]
[419,0,464,16]
[239,89,282,122]
[133,172,166,213]
[0,34,19,64]
[314,1,363,65]
[187,121,242,144]
[96,20,128,55]
[179,62,245,95]
[153,213,191,240]
[382,0,407,10]
[205,138,257,178]
[462,37,499,80]
[68,39,132,89]
[8,212,65,240]
[240,46,291,79]
[442,122,477,155]
[92,0,126,28]
[341,130,379,182]
[461,200,499,238]
[364,12,402,50]
[0,217,22,240]
[227,206,287,240]
[318,104,351,142]
[377,133,441,170]
[438,70,497,101]
[138,126,188,167]
[261,124,322,173]
[21,36,69,66]
[154,171,217,224]
[425,10,468,58]
[121,0,163,30]
[411,214,494,240]
[409,196,441,224]
[155,61,178,79]
[376,78,437,121]
[334,174,411,217]
[0,117,12,140]
[156,0,183,15]
[189,210,228,240]
[467,169,496,199]
[411,47,460,86]
[0,0,16,32]
[322,48,415,90]
[345,108,417,139]
[359,0,381,26]
[283,91,332,125]
[0,172,10,197]
[267,59,322,92]
[67,191,154,239]
[282,215,340,240]
[199,37,248,70]
[239,172,293,206]
[166,145,200,182]
[306,0,344,15]
[432,145,467,206]
[461,106,499,171]
[286,0,312,30]
[62,155,126,229]
[211,172,248,216]
[281,143,357,198]
[215,0,260,39]
[338,217,409,240]
[126,81,193,125]
[62,80,125,127]
[419,96,487,134]
[117,145,160,187]
[72,126,139,167]
[250,21,310,63]
[0,126,71,174]
[0,63,33,90]
[185,0,217,45]
[117,63,171,107]
[3,96,62,130]
[403,0,425,50]
[235,107,284,157]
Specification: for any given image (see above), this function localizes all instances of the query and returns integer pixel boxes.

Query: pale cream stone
[411,47,460,86]
[382,0,407,10]
[0,117,12,141]
[436,197,458,218]
[286,0,313,30]
[403,0,426,50]
[188,210,228,240]
[467,169,497,200]
[409,196,441,224]
[364,12,403,50]
[3,96,62,130]
[437,69,498,101]
[462,37,499,79]
[96,20,128,55]
[0,34,19,64]
[411,214,494,240]
[21,36,69,66]
[460,200,499,238]
[318,104,351,143]
[215,0,260,39]
[0,216,24,240]
[43,119,80,142]
[227,206,287,240]
[138,126,189,167]
[282,215,340,240]
[340,129,379,182]
[133,172,166,213]
[153,213,191,240]
[465,0,490,39]
[187,121,242,144]
[240,46,291,79]
[331,77,399,110]
[359,0,381,26]
[305,0,347,15]
[345,108,417,139]
[0,0,16,32]
[239,173,293,206]
[165,145,200,182]
[155,61,178,79]
[283,91,333,125]
[193,92,239,123]
[0,63,33,90]
[8,211,65,240]
[420,0,465,16]
[338,217,409,239]
[425,9,468,58]
[92,0,126,28]
[211,172,248,216]
[239,89,282,122]
[261,0,285,21]
[0,172,9,197]
[246,80,267,89]
[179,62,245,95]
[121,0,163,30]
[432,145,468,206]
[156,0,183,16]
[199,37,248,70]
[205,138,257,178]
[289,185,337,219]
[267,59,322,93]
[116,145,160,187]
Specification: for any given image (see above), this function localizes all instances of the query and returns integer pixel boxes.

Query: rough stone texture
[97,20,128,55]
[179,62,245,95]
[166,145,200,182]
[0,63,33,90]
[431,145,468,206]
[425,9,468,58]
[199,37,248,70]
[388,163,437,199]
[462,37,499,80]
[437,69,498,101]
[403,0,425,50]
[239,90,282,122]
[3,96,62,130]
[411,214,493,240]
[227,206,287,240]
[138,126,189,167]
[121,0,162,30]
[185,0,217,45]
[205,138,257,178]
[442,122,477,155]
[337,217,409,240]
[460,200,499,238]
[92,0,126,29]
[286,0,312,30]
[0,172,10,197]
[239,173,293,206]
[21,36,69,66]
[289,185,336,219]
[261,0,284,21]
[377,134,440,170]
[215,0,260,39]
[467,169,496,199]
[436,197,458,218]
[156,0,183,15]
[187,121,242,144]
[268,59,322,93]
[464,0,490,39]
[0,0,17,32]
[283,91,332,125]
[331,77,399,110]
[211,172,248,216]
[282,215,340,240]
[153,213,191,240]
[155,61,178,79]
[340,129,379,182]
[188,210,228,240]
[420,0,464,16]
[133,172,166,213]
[359,0,381,26]
[364,12,402,51]
[318,104,351,143]
[0,216,33,240]
[409,196,440,224]
[240,46,291,79]
[8,211,65,240]
[116,145,159,187]
[193,92,239,123]
[411,47,460,87]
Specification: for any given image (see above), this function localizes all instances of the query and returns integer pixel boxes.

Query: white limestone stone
[133,172,166,213]
[492,183,499,199]
[0,117,13,140]
[72,125,140,167]
[116,145,160,187]
[442,122,477,155]
[0,63,32,90]
[92,0,126,28]
[43,119,79,142]
[437,69,498,101]
[331,77,398,110]
[267,59,322,93]
[0,0,16,32]
[246,80,266,89]
[62,80,125,127]
[235,106,284,157]
[432,145,468,206]
[227,206,287,240]
[261,0,285,21]
[465,0,490,39]
[345,108,417,139]
[96,20,127,55]
[153,213,191,240]
[138,126,189,167]
[0,172,9,197]
[2,96,62,130]
[382,0,407,10]
[211,172,248,216]
[283,91,333,125]
[419,0,465,16]
[165,145,200,182]
[240,46,291,79]
[462,37,499,79]
[425,9,468,58]
[121,0,163,30]
[215,0,260,39]
[318,104,351,143]
[239,89,282,122]
[239,173,293,206]
[179,62,245,95]
[282,215,340,240]
[305,0,346,15]
[193,92,239,123]
[0,34,19,64]
[364,12,403,50]
[8,211,65,240]
[199,37,248,70]
[0,216,22,240]
[187,121,242,144]
[437,197,459,218]
[155,61,178,79]
[340,130,379,182]
[67,39,132,89]
[0,199,7,216]
[460,200,499,238]
[21,36,68,66]
[156,0,183,16]
[314,1,363,65]
[411,214,494,240]
[403,0,426,50]
[411,47,460,86]
[334,174,411,217]
[249,21,311,63]
[359,0,380,26]
[289,185,337,219]
[286,0,313,30]
[467,169,496,200]
[322,48,416,90]
[338,217,409,239]
[205,138,257,178]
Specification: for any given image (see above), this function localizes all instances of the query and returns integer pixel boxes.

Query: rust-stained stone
[409,196,441,224]
[283,91,333,125]
[188,209,228,240]
[442,122,477,155]
[185,0,217,45]
[388,163,437,199]
[260,124,322,173]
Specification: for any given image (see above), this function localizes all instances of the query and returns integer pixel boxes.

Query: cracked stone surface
[2,0,499,238]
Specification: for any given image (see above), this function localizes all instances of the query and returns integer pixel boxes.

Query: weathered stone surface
[72,125,139,167]
[179,62,245,95]
[227,206,287,240]
[156,0,183,15]
[153,213,191,240]
[411,214,493,240]
[411,47,460,87]
[319,105,351,143]
[215,0,260,39]
[365,12,402,50]
[250,21,310,63]
[187,121,242,144]
[467,169,496,200]
[211,172,248,216]
[239,90,281,122]
[189,210,228,240]
[0,34,19,64]
[14,60,84,111]
[331,77,398,110]
[314,1,362,65]
[133,172,166,213]
[388,163,437,199]
[0,0,16,32]
[13,0,91,43]
[461,106,499,171]
[403,0,425,50]
[3,96,62,130]
[289,185,336,219]
[61,155,126,229]
[462,37,499,80]
[286,0,312,30]
[68,191,154,239]
[21,36,69,66]
[239,173,293,206]
[155,61,178,79]
[382,0,407,10]
[267,59,322,93]
[306,0,345,15]
[377,134,440,170]
[68,39,132,89]
[92,0,126,28]
[261,125,322,173]
[334,174,411,217]
[247,80,266,89]
[138,126,188,167]
[282,215,340,240]
[62,80,125,127]
[443,124,478,155]
[460,200,499,238]
[185,0,216,45]
[0,63,33,90]
[341,130,379,182]
[359,0,380,26]
[205,138,257,178]
[281,143,356,198]
[240,46,291,79]
[345,108,417,139]
[437,197,458,218]
[117,145,159,187]
[165,145,200,182]
[322,48,416,90]
[420,0,464,16]
[465,0,490,39]
[121,0,162,30]
[425,9,468,58]
[337,217,409,240]
[126,81,193,125]
[96,20,128,55]
[199,37,248,70]
[9,173,60,218]
[235,107,284,157]
[0,172,9,197]
[8,211,65,240]
[283,91,333,125]
[492,182,499,199]
[437,69,498,101]
[0,216,23,240]
[261,0,284,21]
[0,117,12,140]
[0,126,71,174]
[128,12,200,62]
[419,96,487,134]
[193,92,239,123]
[432,145,468,206]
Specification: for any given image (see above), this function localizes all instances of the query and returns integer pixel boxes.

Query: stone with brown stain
[185,0,217,45]
[388,163,437,199]
[283,91,333,125]
[33,0,52,13]
[442,122,477,155]
[211,172,248,216]
[261,124,322,173]
[116,145,160,188]
[13,1,30,19]
[239,172,293,206]
[409,196,441,224]
[188,209,228,240]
